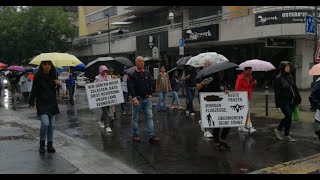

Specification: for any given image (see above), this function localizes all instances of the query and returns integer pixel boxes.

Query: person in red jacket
[235,67,257,134]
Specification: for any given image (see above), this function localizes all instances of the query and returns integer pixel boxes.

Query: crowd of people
[2,56,320,154]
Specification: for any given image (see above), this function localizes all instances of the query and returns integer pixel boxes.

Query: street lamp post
[105,14,111,56]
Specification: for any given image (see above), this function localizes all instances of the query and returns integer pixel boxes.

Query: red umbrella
[0,62,8,69]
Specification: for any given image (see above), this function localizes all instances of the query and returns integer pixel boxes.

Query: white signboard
[85,78,124,109]
[153,68,159,80]
[58,72,70,80]
[199,91,249,128]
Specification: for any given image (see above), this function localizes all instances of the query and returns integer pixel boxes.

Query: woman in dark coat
[274,61,301,142]
[29,60,60,153]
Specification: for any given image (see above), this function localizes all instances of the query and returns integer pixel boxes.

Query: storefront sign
[265,38,295,48]
[255,9,320,26]
[183,24,219,43]
[85,79,124,109]
[199,92,248,128]
[136,31,168,55]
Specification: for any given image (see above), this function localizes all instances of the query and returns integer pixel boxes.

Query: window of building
[188,6,222,20]
[86,7,117,24]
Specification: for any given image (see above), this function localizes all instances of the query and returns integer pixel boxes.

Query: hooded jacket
[274,61,301,108]
[95,65,111,82]
[235,71,256,100]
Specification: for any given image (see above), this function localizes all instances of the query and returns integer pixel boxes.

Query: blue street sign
[179,39,185,47]
[305,15,315,34]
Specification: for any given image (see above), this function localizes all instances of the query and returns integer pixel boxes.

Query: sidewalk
[0,109,138,174]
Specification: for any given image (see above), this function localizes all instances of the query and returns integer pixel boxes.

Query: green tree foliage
[0,6,75,65]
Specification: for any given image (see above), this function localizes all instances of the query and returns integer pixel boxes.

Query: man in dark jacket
[309,77,320,141]
[128,56,160,143]
[274,61,301,142]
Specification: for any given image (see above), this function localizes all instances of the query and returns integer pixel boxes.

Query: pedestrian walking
[235,67,257,134]
[274,61,301,142]
[156,66,171,112]
[7,71,21,102]
[121,72,129,115]
[169,70,182,110]
[310,77,320,141]
[19,72,33,102]
[66,67,77,105]
[108,68,117,119]
[183,65,197,117]
[29,60,60,153]
[128,56,160,143]
[95,65,114,133]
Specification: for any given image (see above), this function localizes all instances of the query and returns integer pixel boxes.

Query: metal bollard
[265,86,269,116]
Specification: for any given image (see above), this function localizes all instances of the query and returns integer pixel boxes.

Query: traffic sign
[152,46,159,59]
[305,15,315,35]
[179,39,185,47]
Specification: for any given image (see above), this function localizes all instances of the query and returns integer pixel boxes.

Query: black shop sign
[255,9,320,27]
[183,24,219,43]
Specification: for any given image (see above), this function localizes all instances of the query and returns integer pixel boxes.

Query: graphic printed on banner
[199,92,248,128]
[85,78,124,109]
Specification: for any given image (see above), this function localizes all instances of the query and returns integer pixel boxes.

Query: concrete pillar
[182,8,189,30]
[295,39,314,89]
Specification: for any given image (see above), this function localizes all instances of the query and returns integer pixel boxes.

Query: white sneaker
[186,110,190,116]
[284,135,296,142]
[105,126,112,133]
[191,113,195,117]
[98,121,105,128]
[198,120,205,133]
[274,129,283,140]
[249,127,257,134]
[238,126,249,132]
[203,130,213,138]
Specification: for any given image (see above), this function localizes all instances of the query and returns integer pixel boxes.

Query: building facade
[71,6,318,89]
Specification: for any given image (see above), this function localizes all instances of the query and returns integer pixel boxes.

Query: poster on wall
[85,79,124,109]
[199,92,249,128]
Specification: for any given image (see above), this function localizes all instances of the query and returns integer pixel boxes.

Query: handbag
[292,106,301,122]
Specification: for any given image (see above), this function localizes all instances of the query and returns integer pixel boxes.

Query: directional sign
[179,39,185,47]
[305,15,315,35]
[179,46,184,56]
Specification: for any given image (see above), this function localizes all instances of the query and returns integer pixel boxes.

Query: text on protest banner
[85,78,124,109]
[199,91,248,128]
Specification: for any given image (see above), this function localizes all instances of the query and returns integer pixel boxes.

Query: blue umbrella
[75,63,86,71]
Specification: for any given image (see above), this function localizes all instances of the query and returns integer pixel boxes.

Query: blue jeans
[171,91,180,106]
[157,92,167,110]
[40,114,55,141]
[186,87,195,113]
[277,104,294,136]
[67,86,75,104]
[131,98,155,137]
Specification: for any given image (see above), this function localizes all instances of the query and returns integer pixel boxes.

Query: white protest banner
[199,91,248,128]
[58,72,70,80]
[85,78,124,109]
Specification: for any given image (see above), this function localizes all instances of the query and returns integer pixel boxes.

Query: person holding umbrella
[7,71,21,102]
[19,72,33,102]
[235,67,257,134]
[29,60,60,153]
[183,65,197,117]
[274,61,301,142]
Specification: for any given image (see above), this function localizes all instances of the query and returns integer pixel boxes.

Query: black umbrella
[85,57,119,81]
[114,57,134,67]
[195,61,238,79]
[176,56,192,66]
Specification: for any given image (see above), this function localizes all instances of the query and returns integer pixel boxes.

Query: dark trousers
[277,103,294,136]
[213,128,231,143]
[67,86,75,104]
[121,92,128,113]
[101,106,114,127]
[186,87,195,113]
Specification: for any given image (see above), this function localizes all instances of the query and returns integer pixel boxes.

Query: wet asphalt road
[2,88,320,174]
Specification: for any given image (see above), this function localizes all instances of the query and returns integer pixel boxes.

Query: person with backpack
[274,61,301,142]
[309,76,320,141]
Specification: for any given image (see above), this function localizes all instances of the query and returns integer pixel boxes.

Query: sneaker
[122,112,126,115]
[178,106,182,110]
[238,126,249,132]
[249,127,257,134]
[274,128,283,140]
[98,121,105,128]
[203,130,213,138]
[190,113,195,117]
[315,131,320,141]
[284,135,296,142]
[105,126,112,133]
[219,141,231,151]
[169,106,173,110]
[149,136,160,143]
[186,110,190,116]
[132,136,141,142]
